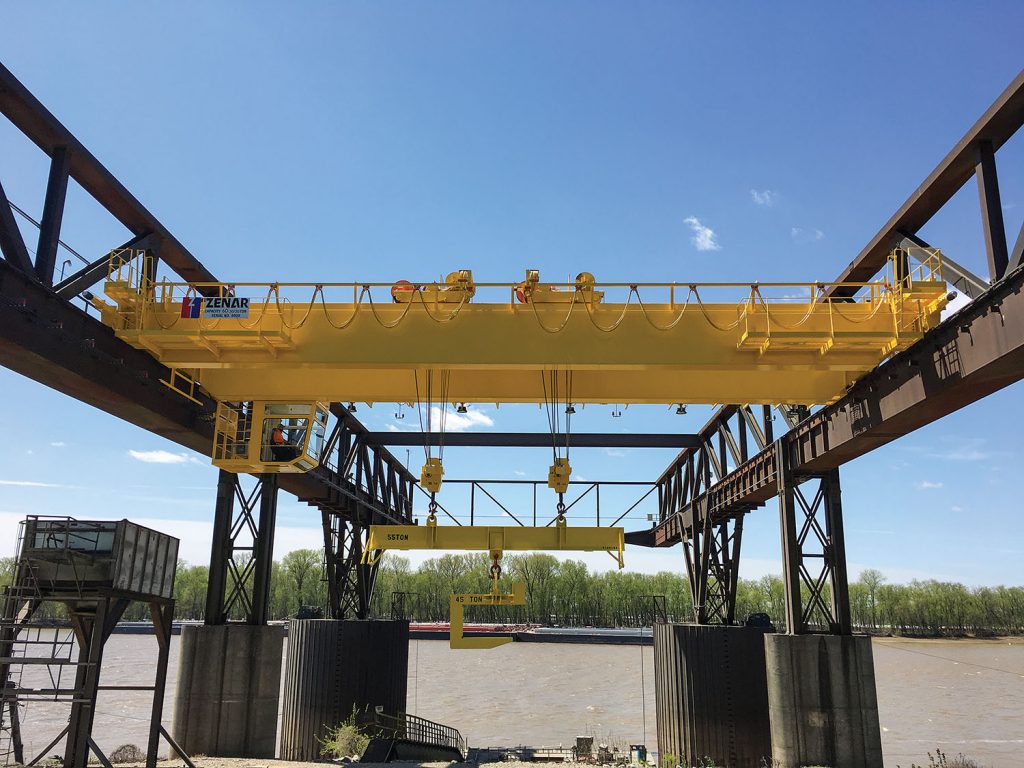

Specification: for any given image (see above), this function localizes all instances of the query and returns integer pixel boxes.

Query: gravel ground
[112,761,571,768]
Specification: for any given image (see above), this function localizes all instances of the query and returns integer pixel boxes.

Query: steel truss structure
[205,471,279,625]
[0,62,415,630]
[777,466,850,635]
[642,68,1024,635]
[203,407,417,624]
[3,59,1024,643]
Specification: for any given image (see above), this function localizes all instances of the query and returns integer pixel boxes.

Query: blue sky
[1,2,1022,586]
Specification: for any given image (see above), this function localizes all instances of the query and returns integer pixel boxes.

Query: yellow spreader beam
[364,518,625,649]
[363,518,625,568]
[94,254,950,406]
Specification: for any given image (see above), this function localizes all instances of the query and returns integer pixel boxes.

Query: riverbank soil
[118,761,553,768]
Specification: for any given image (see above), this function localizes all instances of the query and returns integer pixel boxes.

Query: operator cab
[213,401,329,473]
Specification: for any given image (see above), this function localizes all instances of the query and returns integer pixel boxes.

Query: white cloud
[930,439,991,462]
[951,505,963,513]
[750,189,777,207]
[514,470,527,477]
[127,449,200,465]
[49,441,66,448]
[683,216,721,252]
[791,226,825,243]
[426,406,494,432]
[605,448,627,458]
[0,480,64,488]
[915,480,944,490]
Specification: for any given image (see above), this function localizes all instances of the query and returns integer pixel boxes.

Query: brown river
[11,635,1024,767]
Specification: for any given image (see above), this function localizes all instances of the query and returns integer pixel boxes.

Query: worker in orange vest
[270,423,293,461]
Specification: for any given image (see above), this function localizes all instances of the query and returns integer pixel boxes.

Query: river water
[11,635,1024,767]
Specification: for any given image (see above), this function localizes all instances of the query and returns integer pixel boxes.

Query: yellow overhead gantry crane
[96,254,948,408]
[93,248,949,646]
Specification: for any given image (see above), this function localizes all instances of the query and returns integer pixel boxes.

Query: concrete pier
[279,619,409,761]
[171,624,284,758]
[653,623,772,768]
[764,634,882,768]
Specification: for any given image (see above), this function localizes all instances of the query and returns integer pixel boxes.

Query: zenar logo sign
[180,296,250,319]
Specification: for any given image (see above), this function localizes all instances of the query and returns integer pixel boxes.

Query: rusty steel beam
[0,257,215,452]
[831,68,1024,295]
[0,178,33,274]
[791,264,1024,471]
[366,431,701,449]
[34,145,70,286]
[650,261,1024,546]
[0,66,416,533]
[0,257,391,514]
[975,139,1010,280]
[0,62,217,286]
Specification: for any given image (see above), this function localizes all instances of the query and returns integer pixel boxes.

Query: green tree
[281,548,323,613]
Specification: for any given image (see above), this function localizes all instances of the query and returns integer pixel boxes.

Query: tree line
[2,553,1022,636]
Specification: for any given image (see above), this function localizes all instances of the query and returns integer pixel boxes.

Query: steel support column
[250,474,278,626]
[35,145,70,286]
[322,512,379,619]
[777,444,851,635]
[204,471,279,625]
[682,505,743,625]
[1009,217,1024,275]
[976,139,1010,281]
[145,600,174,768]
[0,178,33,274]
[64,596,130,768]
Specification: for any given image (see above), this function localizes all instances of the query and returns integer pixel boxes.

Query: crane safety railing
[98,256,946,331]
[104,245,944,308]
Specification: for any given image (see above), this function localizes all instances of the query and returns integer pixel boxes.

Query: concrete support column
[653,623,772,768]
[172,624,284,758]
[764,634,882,768]
[279,619,409,760]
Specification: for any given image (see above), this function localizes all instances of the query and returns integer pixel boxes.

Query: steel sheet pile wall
[654,623,771,768]
[280,619,410,761]
[337,619,410,719]
[280,620,341,761]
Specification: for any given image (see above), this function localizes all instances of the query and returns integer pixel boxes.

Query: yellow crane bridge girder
[94,254,950,406]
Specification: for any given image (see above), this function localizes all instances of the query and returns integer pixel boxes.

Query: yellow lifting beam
[450,582,526,650]
[94,252,951,407]
[363,518,625,568]
[364,517,625,649]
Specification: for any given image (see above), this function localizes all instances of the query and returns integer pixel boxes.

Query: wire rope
[272,285,319,329]
[756,286,823,331]
[634,286,692,331]
[691,287,754,332]
[412,288,470,323]
[365,287,416,329]
[529,292,580,333]
[318,285,364,329]
[580,288,634,332]
[828,292,893,324]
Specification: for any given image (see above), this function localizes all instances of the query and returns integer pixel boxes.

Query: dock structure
[1,54,1023,768]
